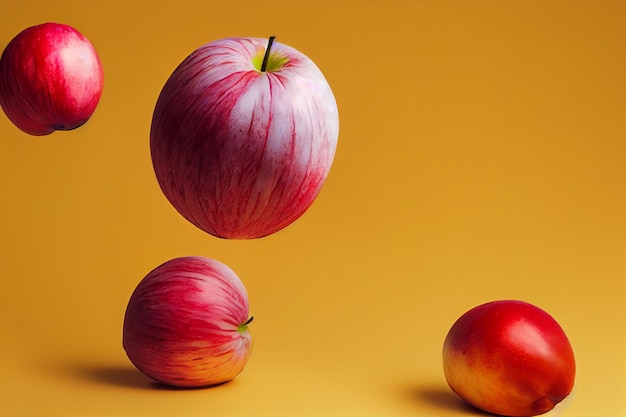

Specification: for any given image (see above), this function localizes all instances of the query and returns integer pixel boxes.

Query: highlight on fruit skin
[150,36,339,239]
[122,256,253,387]
[442,300,576,417]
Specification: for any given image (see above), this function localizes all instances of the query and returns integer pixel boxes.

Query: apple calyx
[238,316,254,333]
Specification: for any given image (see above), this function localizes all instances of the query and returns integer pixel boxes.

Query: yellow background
[1,1,624,416]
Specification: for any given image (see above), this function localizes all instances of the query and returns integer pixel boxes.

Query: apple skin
[150,36,339,239]
[122,256,253,388]
[0,22,103,136]
[442,300,576,417]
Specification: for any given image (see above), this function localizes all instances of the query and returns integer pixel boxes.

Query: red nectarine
[442,300,576,416]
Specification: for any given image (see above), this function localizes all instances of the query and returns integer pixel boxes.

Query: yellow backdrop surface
[1,1,624,416]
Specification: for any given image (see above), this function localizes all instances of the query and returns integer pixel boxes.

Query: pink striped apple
[442,300,576,417]
[150,36,339,239]
[122,256,253,387]
[0,22,103,136]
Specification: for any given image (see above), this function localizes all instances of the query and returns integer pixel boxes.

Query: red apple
[0,22,103,135]
[442,300,576,416]
[150,36,339,239]
[123,256,253,387]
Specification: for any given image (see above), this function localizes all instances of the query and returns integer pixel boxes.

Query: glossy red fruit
[0,22,103,135]
[443,300,576,416]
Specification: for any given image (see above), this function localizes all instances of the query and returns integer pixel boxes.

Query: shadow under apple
[64,363,232,391]
[75,365,152,389]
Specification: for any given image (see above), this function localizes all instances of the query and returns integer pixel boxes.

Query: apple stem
[244,316,254,325]
[261,36,276,72]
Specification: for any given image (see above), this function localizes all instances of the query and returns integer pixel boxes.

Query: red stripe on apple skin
[123,257,252,388]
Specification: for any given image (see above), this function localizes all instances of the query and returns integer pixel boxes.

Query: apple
[442,300,576,416]
[122,256,253,387]
[150,36,339,239]
[0,22,103,136]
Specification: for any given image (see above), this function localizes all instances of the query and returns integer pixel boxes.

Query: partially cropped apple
[150,36,339,239]
[123,256,253,387]
[442,300,576,416]
[0,22,103,136]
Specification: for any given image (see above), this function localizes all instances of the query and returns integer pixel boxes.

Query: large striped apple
[123,256,253,387]
[0,22,103,136]
[150,36,339,239]
[442,300,576,416]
